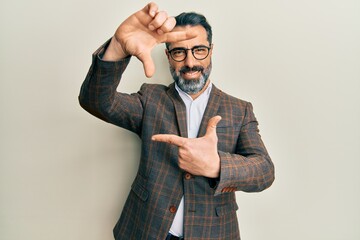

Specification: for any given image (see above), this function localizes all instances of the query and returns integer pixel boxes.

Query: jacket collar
[167,83,222,138]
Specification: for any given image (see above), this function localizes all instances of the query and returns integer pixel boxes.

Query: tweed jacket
[79,42,275,240]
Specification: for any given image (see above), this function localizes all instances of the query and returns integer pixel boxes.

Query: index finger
[151,134,186,147]
[161,29,197,43]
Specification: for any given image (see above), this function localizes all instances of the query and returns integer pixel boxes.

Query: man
[79,2,274,240]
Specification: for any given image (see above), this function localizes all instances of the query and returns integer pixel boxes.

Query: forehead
[169,25,209,48]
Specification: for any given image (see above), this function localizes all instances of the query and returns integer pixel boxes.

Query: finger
[145,2,158,17]
[162,30,197,43]
[205,115,222,136]
[151,134,186,147]
[157,17,176,34]
[148,11,168,31]
[136,50,155,78]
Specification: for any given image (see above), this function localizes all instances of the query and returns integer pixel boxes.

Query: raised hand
[151,116,222,178]
[103,2,197,77]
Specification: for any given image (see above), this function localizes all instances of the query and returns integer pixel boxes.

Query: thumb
[205,115,222,137]
[136,50,155,78]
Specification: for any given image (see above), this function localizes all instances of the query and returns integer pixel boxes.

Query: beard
[170,62,212,95]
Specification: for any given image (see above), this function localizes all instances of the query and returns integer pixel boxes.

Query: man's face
[166,25,213,95]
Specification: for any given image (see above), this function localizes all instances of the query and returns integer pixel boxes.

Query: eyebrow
[170,45,210,50]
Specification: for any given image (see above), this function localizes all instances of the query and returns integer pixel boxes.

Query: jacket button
[169,206,177,213]
[184,173,192,180]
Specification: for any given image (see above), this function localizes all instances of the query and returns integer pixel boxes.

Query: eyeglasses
[167,45,211,62]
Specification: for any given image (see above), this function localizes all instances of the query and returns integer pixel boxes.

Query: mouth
[181,70,201,79]
[179,66,204,79]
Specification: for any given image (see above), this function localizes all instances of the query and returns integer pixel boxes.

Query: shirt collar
[175,82,213,102]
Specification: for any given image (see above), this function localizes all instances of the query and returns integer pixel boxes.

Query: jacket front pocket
[215,202,239,217]
[131,174,149,202]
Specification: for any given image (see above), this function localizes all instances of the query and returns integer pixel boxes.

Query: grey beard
[170,63,212,95]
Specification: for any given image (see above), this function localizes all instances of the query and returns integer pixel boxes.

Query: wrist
[207,155,220,178]
[103,36,129,61]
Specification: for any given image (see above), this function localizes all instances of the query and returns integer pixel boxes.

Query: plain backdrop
[1,0,359,239]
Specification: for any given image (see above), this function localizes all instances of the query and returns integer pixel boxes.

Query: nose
[184,49,196,68]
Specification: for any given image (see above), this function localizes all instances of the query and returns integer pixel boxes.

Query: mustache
[179,66,204,74]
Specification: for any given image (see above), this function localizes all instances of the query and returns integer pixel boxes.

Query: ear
[209,43,214,57]
[165,49,170,60]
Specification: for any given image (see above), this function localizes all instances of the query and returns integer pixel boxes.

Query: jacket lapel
[167,83,188,138]
[197,84,222,137]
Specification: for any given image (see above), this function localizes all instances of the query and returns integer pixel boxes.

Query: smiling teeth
[184,71,199,75]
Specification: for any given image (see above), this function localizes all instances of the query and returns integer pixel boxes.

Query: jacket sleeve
[78,41,145,135]
[214,102,275,196]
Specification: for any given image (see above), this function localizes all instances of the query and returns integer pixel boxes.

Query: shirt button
[169,206,177,213]
[184,173,192,180]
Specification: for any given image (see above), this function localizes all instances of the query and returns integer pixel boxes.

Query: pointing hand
[152,116,222,178]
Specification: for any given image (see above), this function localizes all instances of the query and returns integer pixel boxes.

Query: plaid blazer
[79,42,275,240]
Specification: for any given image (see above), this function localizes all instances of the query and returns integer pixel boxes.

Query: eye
[193,47,208,54]
[171,49,185,56]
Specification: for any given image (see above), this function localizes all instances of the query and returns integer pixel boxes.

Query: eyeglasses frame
[167,45,212,62]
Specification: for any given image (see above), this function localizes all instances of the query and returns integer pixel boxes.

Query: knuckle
[157,10,168,18]
[182,140,190,148]
[178,160,185,168]
[161,19,175,31]
[152,11,167,25]
[178,149,185,158]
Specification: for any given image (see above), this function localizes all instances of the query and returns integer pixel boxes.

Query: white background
[1,0,359,239]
